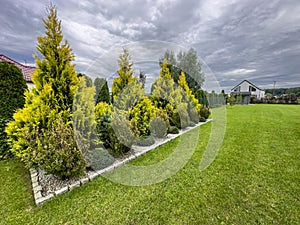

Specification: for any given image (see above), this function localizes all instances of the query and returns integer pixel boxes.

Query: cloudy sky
[1,0,300,92]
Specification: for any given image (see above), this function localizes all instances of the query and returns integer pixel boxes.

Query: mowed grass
[1,104,299,224]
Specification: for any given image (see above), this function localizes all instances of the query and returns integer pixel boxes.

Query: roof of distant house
[0,54,35,82]
[231,79,264,91]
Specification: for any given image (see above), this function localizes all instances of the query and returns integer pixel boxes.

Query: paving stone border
[30,119,211,205]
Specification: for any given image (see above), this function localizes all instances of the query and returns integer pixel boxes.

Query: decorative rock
[134,151,144,158]
[80,177,89,185]
[36,193,55,205]
[113,161,124,169]
[44,193,54,201]
[35,198,44,206]
[69,181,80,191]
[127,155,136,161]
[88,172,98,181]
[33,185,42,193]
[103,165,114,173]
[30,172,38,179]
[34,191,42,200]
[29,168,37,174]
[54,186,68,196]
[32,181,39,189]
[31,176,38,183]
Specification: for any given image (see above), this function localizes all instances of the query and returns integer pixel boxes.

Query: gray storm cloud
[1,0,299,92]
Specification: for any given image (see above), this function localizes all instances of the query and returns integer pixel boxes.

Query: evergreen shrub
[150,117,168,138]
[0,61,27,159]
[86,148,115,171]
[137,135,155,146]
[168,126,179,134]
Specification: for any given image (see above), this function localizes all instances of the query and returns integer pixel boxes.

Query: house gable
[231,80,265,102]
[231,80,264,92]
[0,54,35,82]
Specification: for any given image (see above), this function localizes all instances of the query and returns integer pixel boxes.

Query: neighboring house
[231,80,265,104]
[0,54,35,89]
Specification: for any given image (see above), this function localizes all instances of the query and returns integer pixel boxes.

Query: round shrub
[168,126,179,134]
[199,106,210,119]
[85,148,115,171]
[25,116,87,179]
[150,117,168,138]
[189,121,196,127]
[200,117,206,122]
[108,114,135,157]
[155,109,170,129]
[137,135,155,146]
[129,97,157,137]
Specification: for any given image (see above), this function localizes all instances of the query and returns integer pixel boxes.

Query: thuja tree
[73,76,97,155]
[105,49,142,156]
[161,48,205,92]
[94,78,110,104]
[152,58,176,101]
[112,48,137,102]
[6,6,86,178]
[178,71,201,123]
[0,62,27,159]
[151,59,190,128]
[33,7,78,111]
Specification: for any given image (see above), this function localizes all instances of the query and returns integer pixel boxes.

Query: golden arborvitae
[6,5,86,179]
[32,5,78,111]
[159,58,172,80]
[112,48,137,101]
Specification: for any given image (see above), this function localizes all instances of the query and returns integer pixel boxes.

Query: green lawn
[1,104,299,224]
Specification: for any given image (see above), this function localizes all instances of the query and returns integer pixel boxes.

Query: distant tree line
[265,87,300,97]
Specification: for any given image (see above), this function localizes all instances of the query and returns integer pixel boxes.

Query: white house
[0,54,35,89]
[231,80,265,104]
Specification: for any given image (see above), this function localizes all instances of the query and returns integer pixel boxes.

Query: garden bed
[30,119,211,205]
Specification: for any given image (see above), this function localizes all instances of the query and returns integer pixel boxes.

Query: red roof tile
[0,54,35,82]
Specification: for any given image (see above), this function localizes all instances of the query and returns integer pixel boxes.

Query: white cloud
[223,68,257,75]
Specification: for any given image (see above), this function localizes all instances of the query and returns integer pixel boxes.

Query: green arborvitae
[0,62,27,118]
[0,62,27,159]
[94,78,110,104]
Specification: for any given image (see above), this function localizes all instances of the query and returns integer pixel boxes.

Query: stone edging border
[30,119,212,205]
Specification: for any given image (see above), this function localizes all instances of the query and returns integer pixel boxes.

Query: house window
[249,86,256,92]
